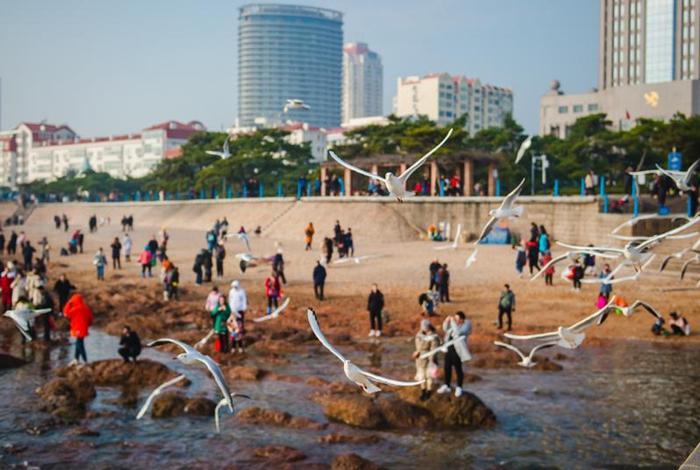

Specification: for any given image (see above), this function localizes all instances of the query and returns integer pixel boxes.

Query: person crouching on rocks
[413,319,439,401]
[118,326,142,363]
[437,311,472,398]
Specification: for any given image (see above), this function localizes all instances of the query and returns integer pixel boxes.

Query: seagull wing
[307,308,347,363]
[272,297,291,317]
[529,342,558,355]
[452,224,462,248]
[359,369,425,387]
[328,151,383,181]
[531,252,569,281]
[556,241,625,256]
[465,248,478,268]
[500,178,526,210]
[629,169,661,177]
[680,258,695,279]
[418,336,464,359]
[398,128,453,183]
[655,164,683,183]
[683,159,700,185]
[638,216,700,251]
[474,217,497,244]
[194,330,215,350]
[611,214,659,234]
[628,300,663,320]
[147,338,194,354]
[569,301,615,332]
[504,331,560,342]
[514,136,532,164]
[659,253,679,272]
[136,374,187,419]
[205,151,224,158]
[223,139,230,156]
[239,233,251,252]
[493,341,527,361]
[194,354,233,411]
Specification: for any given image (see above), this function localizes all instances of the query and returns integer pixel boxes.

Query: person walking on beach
[139,248,153,278]
[193,250,204,285]
[367,283,384,337]
[526,238,540,275]
[63,293,93,365]
[542,252,554,286]
[93,248,107,281]
[264,272,281,314]
[110,237,122,270]
[62,214,69,232]
[313,261,326,300]
[118,326,141,363]
[38,236,50,262]
[304,223,315,251]
[22,240,36,271]
[273,249,286,284]
[515,243,527,277]
[202,249,213,283]
[7,230,17,255]
[344,228,354,257]
[497,284,515,330]
[215,243,226,278]
[429,260,440,291]
[323,237,333,264]
[413,319,439,400]
[571,259,584,291]
[122,233,132,262]
[211,295,231,353]
[438,264,450,303]
[437,311,472,398]
[598,264,613,300]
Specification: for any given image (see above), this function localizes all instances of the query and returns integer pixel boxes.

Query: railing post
[688,195,693,217]
[243,184,248,198]
[599,176,606,196]
[296,180,302,199]
[199,189,205,200]
[603,194,609,213]
[277,182,283,197]
[580,177,585,196]
[339,177,345,196]
[439,179,445,197]
[553,179,560,197]
[259,182,264,198]
[633,196,639,216]
[495,178,501,197]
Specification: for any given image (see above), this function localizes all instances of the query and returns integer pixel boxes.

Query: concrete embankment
[26,196,639,245]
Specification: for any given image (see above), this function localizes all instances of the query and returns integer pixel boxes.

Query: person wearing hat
[412,319,439,400]
[228,280,247,323]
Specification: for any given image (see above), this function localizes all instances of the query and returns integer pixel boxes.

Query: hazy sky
[0,0,598,136]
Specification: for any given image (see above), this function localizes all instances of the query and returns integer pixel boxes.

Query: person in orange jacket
[63,293,93,364]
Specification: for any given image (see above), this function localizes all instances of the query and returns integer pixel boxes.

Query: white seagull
[532,250,619,281]
[504,298,662,349]
[579,254,655,285]
[307,308,424,393]
[194,330,215,350]
[514,136,533,165]
[3,308,52,341]
[253,297,291,323]
[418,335,465,360]
[630,159,700,191]
[493,341,558,368]
[434,224,462,251]
[610,213,688,235]
[283,99,311,113]
[147,338,235,413]
[473,178,526,244]
[226,232,252,252]
[328,129,453,202]
[205,138,231,159]
[680,253,700,280]
[557,216,700,270]
[659,237,700,272]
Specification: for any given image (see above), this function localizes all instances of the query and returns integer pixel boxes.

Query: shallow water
[0,331,698,469]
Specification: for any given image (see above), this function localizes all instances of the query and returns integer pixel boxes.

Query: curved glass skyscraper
[238,4,343,128]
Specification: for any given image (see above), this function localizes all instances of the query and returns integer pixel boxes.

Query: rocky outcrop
[36,375,96,423]
[224,365,267,381]
[150,392,216,418]
[235,406,326,430]
[318,433,381,445]
[313,388,495,430]
[470,351,563,371]
[331,453,383,470]
[251,445,307,464]
[55,359,186,387]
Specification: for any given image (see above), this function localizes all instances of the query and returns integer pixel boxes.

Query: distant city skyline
[0,0,599,136]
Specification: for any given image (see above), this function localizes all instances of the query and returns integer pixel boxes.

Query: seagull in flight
[493,341,557,368]
[284,99,311,113]
[434,224,462,251]
[659,236,700,272]
[136,374,187,419]
[3,308,52,341]
[630,159,700,191]
[504,298,662,349]
[557,216,700,270]
[307,308,424,393]
[579,254,656,285]
[328,129,453,202]
[474,178,526,244]
[253,297,291,323]
[610,213,691,235]
[531,249,618,281]
[514,136,533,165]
[226,231,252,252]
[205,138,231,159]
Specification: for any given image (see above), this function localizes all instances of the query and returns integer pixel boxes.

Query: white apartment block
[342,42,383,124]
[228,121,328,163]
[393,73,514,133]
[0,121,205,187]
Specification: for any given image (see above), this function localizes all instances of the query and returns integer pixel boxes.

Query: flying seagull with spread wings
[205,138,231,159]
[307,308,424,393]
[328,129,453,202]
[3,307,52,342]
[630,159,700,191]
[493,341,558,368]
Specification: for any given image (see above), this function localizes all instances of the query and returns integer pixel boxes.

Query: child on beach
[542,252,554,285]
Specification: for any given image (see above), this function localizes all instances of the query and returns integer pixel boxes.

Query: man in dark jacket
[22,241,36,271]
[438,263,450,303]
[54,274,76,311]
[215,243,226,278]
[312,261,327,300]
[193,251,204,285]
[202,249,213,283]
[324,237,333,264]
[36,284,55,342]
[367,283,385,337]
[497,284,516,330]
[118,326,141,362]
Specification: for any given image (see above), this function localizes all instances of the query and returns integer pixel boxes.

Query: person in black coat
[367,284,385,337]
[429,260,441,290]
[118,326,142,362]
[22,241,36,271]
[312,261,327,300]
[36,284,55,342]
[7,231,17,255]
[215,243,226,278]
[324,237,333,264]
[53,274,76,311]
[110,237,122,269]
[0,230,5,252]
[193,251,204,285]
[202,249,213,283]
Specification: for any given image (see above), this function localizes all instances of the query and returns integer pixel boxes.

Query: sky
[0,0,599,137]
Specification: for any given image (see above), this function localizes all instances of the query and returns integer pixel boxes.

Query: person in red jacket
[264,272,281,314]
[63,293,93,364]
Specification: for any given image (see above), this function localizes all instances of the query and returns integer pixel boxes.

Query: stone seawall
[28,196,635,245]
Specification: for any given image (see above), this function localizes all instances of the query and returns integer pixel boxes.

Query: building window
[573,104,584,113]
[645,0,676,83]
[558,105,569,114]
[588,103,600,112]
